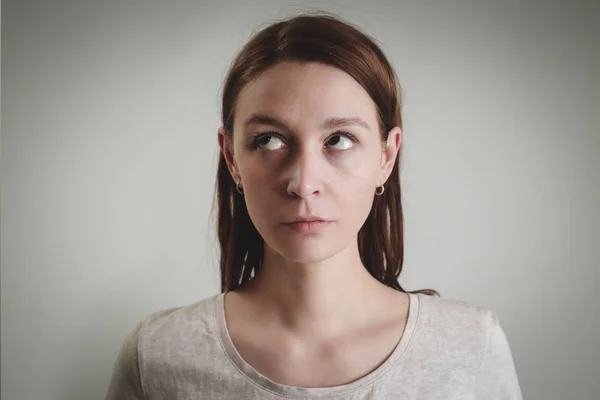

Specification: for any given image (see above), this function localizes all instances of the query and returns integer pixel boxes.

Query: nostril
[287,187,301,198]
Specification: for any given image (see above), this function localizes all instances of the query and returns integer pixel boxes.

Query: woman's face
[219,61,401,264]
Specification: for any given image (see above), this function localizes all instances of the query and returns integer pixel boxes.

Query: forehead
[234,61,378,132]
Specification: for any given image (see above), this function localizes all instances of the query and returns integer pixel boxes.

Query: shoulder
[416,292,497,333]
[116,292,221,355]
[134,293,222,356]
[105,294,222,399]
[135,294,226,374]
[138,293,219,335]
[399,294,522,396]
[412,293,502,359]
[414,294,522,396]
[118,293,224,372]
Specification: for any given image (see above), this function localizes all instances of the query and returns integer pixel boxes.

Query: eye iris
[329,136,341,146]
[258,136,272,146]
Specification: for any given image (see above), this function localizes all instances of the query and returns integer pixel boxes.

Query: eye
[252,133,286,151]
[326,132,358,150]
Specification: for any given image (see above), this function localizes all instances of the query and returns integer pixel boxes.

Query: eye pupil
[258,136,271,145]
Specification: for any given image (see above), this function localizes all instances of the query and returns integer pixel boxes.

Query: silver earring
[236,181,244,194]
[375,185,385,195]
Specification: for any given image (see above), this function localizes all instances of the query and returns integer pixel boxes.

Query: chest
[231,325,405,388]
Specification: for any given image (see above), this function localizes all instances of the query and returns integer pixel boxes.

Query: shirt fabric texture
[105,292,523,399]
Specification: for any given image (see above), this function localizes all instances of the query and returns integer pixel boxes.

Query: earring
[375,185,385,195]
[236,180,244,195]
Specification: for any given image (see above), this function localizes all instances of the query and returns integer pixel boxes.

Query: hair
[213,12,439,297]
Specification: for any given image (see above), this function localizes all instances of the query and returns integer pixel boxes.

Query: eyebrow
[242,113,371,131]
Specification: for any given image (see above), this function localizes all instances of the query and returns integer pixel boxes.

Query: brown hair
[213,12,439,297]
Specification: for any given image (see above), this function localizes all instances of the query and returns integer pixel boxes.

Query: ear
[379,126,402,185]
[218,126,241,183]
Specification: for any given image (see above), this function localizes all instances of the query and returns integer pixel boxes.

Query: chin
[266,235,344,265]
[280,251,332,265]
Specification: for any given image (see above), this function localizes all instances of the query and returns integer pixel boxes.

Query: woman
[106,12,523,399]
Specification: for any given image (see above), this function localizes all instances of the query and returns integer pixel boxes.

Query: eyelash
[251,131,359,149]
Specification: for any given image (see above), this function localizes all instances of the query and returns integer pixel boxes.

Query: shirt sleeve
[473,310,523,399]
[105,322,147,400]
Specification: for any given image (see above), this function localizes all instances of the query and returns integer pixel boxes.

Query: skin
[217,61,410,387]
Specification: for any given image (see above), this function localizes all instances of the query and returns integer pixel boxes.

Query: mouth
[281,215,330,224]
[282,219,327,224]
[281,220,331,234]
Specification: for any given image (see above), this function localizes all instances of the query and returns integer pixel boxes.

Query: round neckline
[214,291,420,398]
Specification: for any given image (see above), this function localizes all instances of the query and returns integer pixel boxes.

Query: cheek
[237,162,278,229]
[340,182,376,224]
[332,153,379,191]
[331,157,379,224]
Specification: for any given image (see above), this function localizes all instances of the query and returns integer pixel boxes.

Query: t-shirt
[104,291,523,399]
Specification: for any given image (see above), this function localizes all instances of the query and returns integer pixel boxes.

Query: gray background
[2,1,599,399]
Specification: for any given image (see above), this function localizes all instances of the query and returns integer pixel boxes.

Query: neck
[241,241,389,338]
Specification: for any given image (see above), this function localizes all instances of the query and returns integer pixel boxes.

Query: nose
[285,148,322,198]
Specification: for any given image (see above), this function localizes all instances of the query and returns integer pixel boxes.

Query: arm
[473,310,523,399]
[105,323,147,400]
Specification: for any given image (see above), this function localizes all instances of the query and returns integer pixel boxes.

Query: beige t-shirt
[105,292,523,399]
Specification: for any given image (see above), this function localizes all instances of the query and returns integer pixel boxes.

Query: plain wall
[2,1,599,399]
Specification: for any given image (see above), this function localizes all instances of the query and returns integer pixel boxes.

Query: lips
[282,217,328,224]
[285,219,325,224]
[281,220,331,234]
